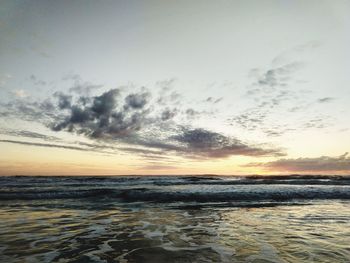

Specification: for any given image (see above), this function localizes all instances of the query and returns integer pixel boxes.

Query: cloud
[51,88,142,138]
[62,73,103,96]
[54,92,72,109]
[137,163,179,170]
[161,108,177,121]
[205,97,223,104]
[1,84,283,160]
[171,128,283,158]
[318,97,335,103]
[1,88,156,141]
[62,73,81,82]
[49,88,178,141]
[13,89,29,98]
[30,75,46,86]
[118,147,164,156]
[0,99,57,123]
[272,41,321,65]
[0,129,60,141]
[244,153,350,172]
[92,89,120,114]
[302,117,328,129]
[0,137,149,156]
[254,62,303,88]
[124,92,151,109]
[229,54,335,138]
[69,82,103,95]
[156,82,182,106]
[228,61,306,136]
[0,139,106,153]
[54,124,283,160]
[185,108,201,119]
[293,41,322,52]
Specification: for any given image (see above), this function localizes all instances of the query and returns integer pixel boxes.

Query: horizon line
[2,174,350,177]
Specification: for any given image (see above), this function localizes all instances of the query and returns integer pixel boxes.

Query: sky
[0,0,349,175]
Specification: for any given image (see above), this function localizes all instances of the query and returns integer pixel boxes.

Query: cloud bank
[245,153,350,172]
[0,86,283,160]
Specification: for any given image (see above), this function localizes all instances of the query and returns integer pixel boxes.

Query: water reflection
[0,200,349,262]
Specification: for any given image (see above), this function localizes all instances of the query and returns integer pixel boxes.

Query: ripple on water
[0,200,349,262]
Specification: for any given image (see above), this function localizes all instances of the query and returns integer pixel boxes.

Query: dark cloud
[40,99,55,112]
[51,88,153,139]
[89,126,284,159]
[124,92,150,109]
[161,108,177,121]
[171,128,283,158]
[91,89,120,114]
[244,153,350,172]
[54,92,72,109]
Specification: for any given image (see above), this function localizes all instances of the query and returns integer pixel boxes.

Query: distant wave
[0,189,116,200]
[1,175,350,202]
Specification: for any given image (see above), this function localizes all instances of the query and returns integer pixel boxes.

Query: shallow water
[0,176,350,262]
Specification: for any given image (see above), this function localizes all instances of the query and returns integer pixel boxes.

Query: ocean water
[0,175,349,262]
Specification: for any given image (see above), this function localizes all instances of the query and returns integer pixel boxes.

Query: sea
[0,175,349,262]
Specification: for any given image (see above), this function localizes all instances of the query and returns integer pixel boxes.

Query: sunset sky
[0,0,349,175]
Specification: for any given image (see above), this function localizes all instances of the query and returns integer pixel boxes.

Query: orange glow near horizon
[0,141,348,176]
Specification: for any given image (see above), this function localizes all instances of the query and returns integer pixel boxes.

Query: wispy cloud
[0,99,56,122]
[227,60,306,136]
[30,75,47,86]
[0,129,60,141]
[137,163,179,171]
[228,45,335,138]
[318,97,335,103]
[253,62,304,88]
[205,97,223,104]
[0,139,105,153]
